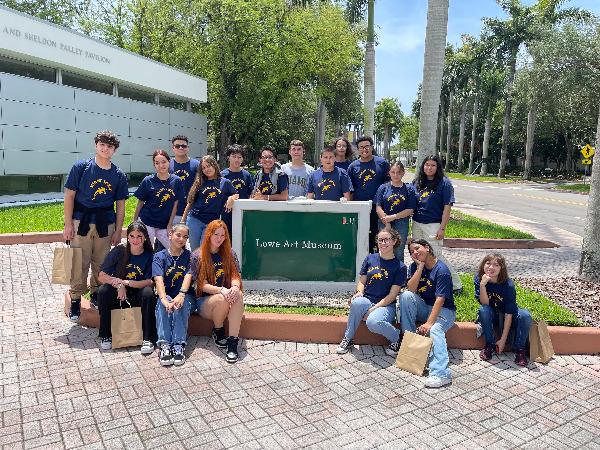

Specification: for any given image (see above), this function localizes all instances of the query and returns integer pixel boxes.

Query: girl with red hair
[186,220,244,362]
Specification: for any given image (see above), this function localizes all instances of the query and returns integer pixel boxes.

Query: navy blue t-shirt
[188,178,237,223]
[152,248,191,298]
[408,260,455,311]
[221,168,254,199]
[348,156,390,204]
[100,247,153,281]
[255,172,289,195]
[306,167,352,200]
[169,158,200,216]
[135,174,185,229]
[65,158,129,224]
[375,182,417,217]
[412,178,455,224]
[474,274,519,315]
[334,160,352,172]
[190,250,241,297]
[360,253,407,303]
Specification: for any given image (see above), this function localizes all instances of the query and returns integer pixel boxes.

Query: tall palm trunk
[457,100,467,172]
[363,0,375,137]
[498,47,517,178]
[468,95,479,173]
[384,122,390,160]
[416,0,449,171]
[438,96,445,157]
[579,101,600,282]
[523,102,538,180]
[480,116,491,176]
[445,87,454,170]
[315,98,326,162]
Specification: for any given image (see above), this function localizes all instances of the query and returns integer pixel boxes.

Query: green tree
[374,97,403,160]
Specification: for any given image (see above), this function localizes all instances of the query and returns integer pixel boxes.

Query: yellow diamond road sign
[582,159,592,165]
[581,144,594,159]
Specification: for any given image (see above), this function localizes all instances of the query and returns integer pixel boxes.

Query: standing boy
[306,146,352,201]
[169,135,200,224]
[221,144,254,234]
[348,136,390,252]
[281,139,313,199]
[64,130,129,321]
[252,146,289,201]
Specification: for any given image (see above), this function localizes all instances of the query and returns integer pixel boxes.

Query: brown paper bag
[529,319,554,363]
[395,331,434,376]
[52,246,83,286]
[111,301,143,349]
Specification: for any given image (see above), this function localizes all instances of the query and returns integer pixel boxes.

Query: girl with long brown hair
[187,220,244,363]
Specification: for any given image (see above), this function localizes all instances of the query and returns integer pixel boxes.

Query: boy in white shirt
[281,139,313,199]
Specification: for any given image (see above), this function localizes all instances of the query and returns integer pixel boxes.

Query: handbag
[395,331,434,376]
[529,319,554,363]
[51,242,83,286]
[111,300,143,349]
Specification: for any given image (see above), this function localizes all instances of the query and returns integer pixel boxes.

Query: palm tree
[375,97,403,160]
[416,0,450,172]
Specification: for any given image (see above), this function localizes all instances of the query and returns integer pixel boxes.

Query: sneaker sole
[226,356,238,363]
[140,347,154,355]
[336,346,353,354]
[101,346,112,350]
[160,359,174,366]
[385,349,398,357]
[173,358,186,366]
[69,316,80,322]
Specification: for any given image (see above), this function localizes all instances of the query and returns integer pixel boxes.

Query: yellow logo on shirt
[125,264,143,280]
[318,179,336,192]
[387,193,406,210]
[166,264,187,287]
[174,169,190,181]
[202,186,221,204]
[232,178,246,191]
[90,179,113,201]
[259,181,274,194]
[417,189,433,202]
[367,266,389,285]
[359,169,376,187]
[156,188,176,208]
[417,278,433,293]
[489,292,503,309]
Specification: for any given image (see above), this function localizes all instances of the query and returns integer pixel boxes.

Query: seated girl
[475,252,532,366]
[186,220,244,363]
[399,239,456,388]
[97,222,156,353]
[153,223,193,366]
[337,228,406,357]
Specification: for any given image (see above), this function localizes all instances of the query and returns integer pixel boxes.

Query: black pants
[98,283,157,342]
[369,208,380,253]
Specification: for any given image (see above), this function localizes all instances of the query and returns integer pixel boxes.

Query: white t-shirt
[281,163,314,199]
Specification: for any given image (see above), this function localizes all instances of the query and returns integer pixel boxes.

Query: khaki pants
[412,221,463,290]
[69,220,116,299]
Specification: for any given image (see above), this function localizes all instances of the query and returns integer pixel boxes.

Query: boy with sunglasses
[169,135,200,224]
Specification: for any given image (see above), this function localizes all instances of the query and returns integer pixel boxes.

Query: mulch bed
[514,276,600,327]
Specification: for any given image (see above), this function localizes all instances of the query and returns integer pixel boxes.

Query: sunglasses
[173,144,189,149]
[260,156,275,160]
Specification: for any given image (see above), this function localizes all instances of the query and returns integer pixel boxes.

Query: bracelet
[356,290,364,295]
[179,288,187,294]
[219,287,224,295]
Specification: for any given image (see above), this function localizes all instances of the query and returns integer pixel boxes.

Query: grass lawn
[445,210,534,239]
[555,184,590,193]
[243,273,585,327]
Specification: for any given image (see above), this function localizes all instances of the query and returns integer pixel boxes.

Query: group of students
[63,130,531,377]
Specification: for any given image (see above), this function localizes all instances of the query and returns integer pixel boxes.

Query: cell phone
[496,345,500,355]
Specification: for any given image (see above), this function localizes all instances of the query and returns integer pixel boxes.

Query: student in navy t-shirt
[97,222,155,352]
[332,136,353,173]
[336,228,407,357]
[475,253,532,366]
[399,239,456,388]
[375,161,416,262]
[63,131,129,322]
[348,136,390,252]
[220,144,254,236]
[182,156,238,252]
[411,155,462,292]
[168,135,200,224]
[306,146,352,201]
[186,220,244,363]
[134,150,184,249]
[251,146,289,201]
[153,223,194,366]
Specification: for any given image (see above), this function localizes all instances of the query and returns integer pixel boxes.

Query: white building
[0,5,207,194]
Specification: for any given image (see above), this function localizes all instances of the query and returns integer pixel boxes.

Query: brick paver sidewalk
[2,243,600,449]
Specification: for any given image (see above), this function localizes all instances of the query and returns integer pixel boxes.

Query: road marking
[513,194,588,206]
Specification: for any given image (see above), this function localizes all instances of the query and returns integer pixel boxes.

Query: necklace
[168,248,184,267]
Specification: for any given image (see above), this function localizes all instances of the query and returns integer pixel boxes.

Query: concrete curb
[65,294,600,356]
[0,229,129,245]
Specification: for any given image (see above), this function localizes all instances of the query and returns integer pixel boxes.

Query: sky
[373,0,600,117]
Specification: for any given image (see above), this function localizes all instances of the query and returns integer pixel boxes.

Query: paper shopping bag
[51,246,83,286]
[111,301,143,349]
[395,331,434,376]
[529,319,554,363]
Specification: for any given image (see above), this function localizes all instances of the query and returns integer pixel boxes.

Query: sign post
[581,145,595,185]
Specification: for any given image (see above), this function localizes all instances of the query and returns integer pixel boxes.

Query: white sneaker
[101,337,112,350]
[423,376,451,388]
[141,340,154,355]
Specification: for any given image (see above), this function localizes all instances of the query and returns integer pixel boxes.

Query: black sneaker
[172,344,186,366]
[336,337,354,354]
[159,343,173,366]
[480,343,495,361]
[100,337,112,350]
[212,326,227,348]
[385,335,402,356]
[69,298,81,322]
[226,336,239,363]
[89,292,98,309]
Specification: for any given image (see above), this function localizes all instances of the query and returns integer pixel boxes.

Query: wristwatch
[179,288,187,294]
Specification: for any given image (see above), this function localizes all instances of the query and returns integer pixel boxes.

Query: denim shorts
[185,294,209,318]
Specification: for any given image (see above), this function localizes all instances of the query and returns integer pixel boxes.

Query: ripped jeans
[399,291,456,379]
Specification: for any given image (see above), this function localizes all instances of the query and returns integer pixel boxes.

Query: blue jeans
[155,297,192,345]
[344,296,399,343]
[186,215,208,252]
[399,291,456,379]
[378,216,410,262]
[478,305,531,351]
